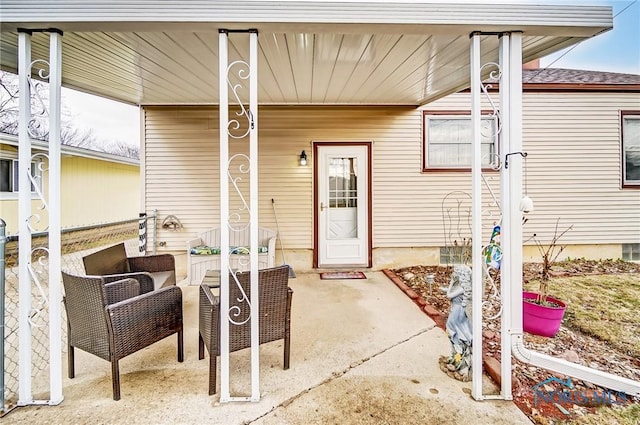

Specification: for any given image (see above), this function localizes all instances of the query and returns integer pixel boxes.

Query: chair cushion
[190,245,221,255]
[149,271,175,290]
[83,243,131,275]
[190,245,268,255]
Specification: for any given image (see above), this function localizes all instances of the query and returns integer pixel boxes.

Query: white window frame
[0,154,43,199]
[621,111,640,188]
[422,111,498,171]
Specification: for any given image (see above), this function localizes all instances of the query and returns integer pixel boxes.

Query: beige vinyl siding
[521,92,640,244]
[144,106,420,251]
[144,105,497,252]
[144,93,640,256]
[143,107,220,252]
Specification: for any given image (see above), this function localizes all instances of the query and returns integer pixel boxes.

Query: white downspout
[505,32,640,398]
[511,336,640,396]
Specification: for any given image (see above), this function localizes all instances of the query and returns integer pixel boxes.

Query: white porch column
[218,29,231,402]
[17,29,33,407]
[48,29,64,405]
[218,29,260,402]
[469,32,483,401]
[501,32,525,399]
[17,28,65,407]
[498,32,514,400]
[506,33,525,336]
[248,30,260,401]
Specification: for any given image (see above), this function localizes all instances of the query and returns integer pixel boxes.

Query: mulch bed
[385,260,640,425]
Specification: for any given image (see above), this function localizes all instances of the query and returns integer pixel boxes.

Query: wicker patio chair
[83,242,176,292]
[62,272,184,400]
[198,265,293,395]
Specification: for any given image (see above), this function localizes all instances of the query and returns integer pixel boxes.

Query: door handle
[320,202,327,211]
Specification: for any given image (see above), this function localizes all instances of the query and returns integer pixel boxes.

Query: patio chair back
[83,242,131,276]
[198,265,292,395]
[82,242,176,292]
[227,265,290,350]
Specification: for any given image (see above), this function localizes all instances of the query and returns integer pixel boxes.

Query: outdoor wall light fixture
[299,150,307,166]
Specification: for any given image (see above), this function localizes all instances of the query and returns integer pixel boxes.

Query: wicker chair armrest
[267,235,277,250]
[128,254,175,274]
[199,284,220,352]
[104,278,141,305]
[188,237,204,250]
[106,286,183,359]
[200,283,219,306]
[101,272,155,294]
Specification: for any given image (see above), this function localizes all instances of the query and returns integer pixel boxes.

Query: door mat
[320,271,367,280]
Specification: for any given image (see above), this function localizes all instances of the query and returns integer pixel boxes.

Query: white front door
[317,144,370,268]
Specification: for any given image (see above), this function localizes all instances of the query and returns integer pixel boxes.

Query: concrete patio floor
[3,271,532,424]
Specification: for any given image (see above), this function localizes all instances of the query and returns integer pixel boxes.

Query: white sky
[61,0,639,149]
[62,89,140,147]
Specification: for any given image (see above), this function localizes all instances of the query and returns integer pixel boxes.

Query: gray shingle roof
[522,68,640,85]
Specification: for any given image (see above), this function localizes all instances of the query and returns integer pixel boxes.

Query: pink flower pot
[522,291,567,337]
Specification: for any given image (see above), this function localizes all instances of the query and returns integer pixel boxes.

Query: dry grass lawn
[525,274,640,359]
[568,404,640,425]
[524,272,640,424]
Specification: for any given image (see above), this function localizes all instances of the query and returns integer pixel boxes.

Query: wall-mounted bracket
[504,151,527,169]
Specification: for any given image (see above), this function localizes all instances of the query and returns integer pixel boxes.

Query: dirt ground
[391,259,640,425]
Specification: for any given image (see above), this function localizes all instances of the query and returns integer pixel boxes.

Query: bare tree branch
[0,70,139,159]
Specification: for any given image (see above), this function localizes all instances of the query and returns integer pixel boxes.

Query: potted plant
[523,219,573,337]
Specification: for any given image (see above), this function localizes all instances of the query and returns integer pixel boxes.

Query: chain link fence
[1,213,156,413]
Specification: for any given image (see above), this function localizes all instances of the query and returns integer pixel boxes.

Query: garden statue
[440,264,473,381]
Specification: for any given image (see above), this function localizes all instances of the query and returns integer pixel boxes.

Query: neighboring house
[0,133,140,235]
[143,68,640,270]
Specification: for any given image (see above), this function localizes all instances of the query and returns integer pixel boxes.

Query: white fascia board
[0,1,612,37]
[0,133,139,166]
[56,143,140,166]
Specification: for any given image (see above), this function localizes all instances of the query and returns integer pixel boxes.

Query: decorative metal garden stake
[425,273,435,296]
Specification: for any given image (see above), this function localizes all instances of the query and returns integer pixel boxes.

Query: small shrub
[529,218,573,305]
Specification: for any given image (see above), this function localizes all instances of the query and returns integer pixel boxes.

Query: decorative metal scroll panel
[479,61,504,320]
[440,60,504,321]
[24,61,52,334]
[225,70,253,326]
